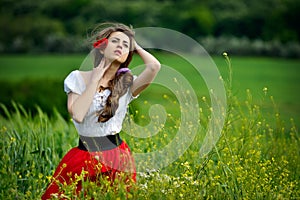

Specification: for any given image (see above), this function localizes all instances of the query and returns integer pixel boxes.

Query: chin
[110,58,126,65]
[108,54,128,64]
[116,55,128,63]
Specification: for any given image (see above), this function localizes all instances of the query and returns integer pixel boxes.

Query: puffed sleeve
[63,70,85,95]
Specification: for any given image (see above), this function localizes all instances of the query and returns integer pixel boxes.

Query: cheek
[102,48,114,59]
[103,44,113,54]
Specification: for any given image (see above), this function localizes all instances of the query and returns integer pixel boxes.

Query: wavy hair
[90,23,135,122]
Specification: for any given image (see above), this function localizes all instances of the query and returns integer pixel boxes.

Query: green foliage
[0,54,299,122]
[199,35,300,58]
[0,0,299,55]
[0,83,299,199]
[0,79,69,119]
[0,55,299,199]
[0,103,78,199]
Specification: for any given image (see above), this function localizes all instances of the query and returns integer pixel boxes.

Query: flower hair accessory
[117,68,131,76]
[93,38,108,49]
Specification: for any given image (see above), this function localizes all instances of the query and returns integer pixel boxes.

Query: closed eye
[123,42,129,48]
[110,37,129,48]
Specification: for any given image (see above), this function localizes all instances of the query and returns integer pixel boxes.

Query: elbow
[67,94,85,123]
[147,62,160,78]
[68,108,84,123]
[156,62,161,72]
[152,61,161,73]
[72,115,84,123]
[71,112,84,123]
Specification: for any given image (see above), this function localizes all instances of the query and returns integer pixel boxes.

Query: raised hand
[90,58,110,84]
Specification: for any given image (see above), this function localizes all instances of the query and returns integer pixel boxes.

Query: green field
[0,53,299,122]
[0,54,299,199]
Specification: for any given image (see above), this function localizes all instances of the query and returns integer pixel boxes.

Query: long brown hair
[90,23,135,122]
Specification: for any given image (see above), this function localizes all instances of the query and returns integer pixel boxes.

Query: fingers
[96,58,112,70]
[134,41,142,52]
[133,40,138,50]
[91,59,104,78]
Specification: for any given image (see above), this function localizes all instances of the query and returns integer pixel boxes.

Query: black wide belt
[78,134,123,152]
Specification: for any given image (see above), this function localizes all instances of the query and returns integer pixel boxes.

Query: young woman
[42,23,160,199]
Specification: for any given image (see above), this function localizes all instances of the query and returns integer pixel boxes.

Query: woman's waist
[78,134,123,152]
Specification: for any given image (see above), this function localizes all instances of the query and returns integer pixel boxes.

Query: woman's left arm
[131,42,161,97]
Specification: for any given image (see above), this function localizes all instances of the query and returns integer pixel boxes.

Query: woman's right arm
[67,60,108,123]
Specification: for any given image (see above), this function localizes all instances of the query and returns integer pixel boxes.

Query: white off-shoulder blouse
[64,70,138,137]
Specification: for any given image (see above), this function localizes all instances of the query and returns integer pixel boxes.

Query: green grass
[0,54,86,81]
[0,82,299,199]
[215,56,300,121]
[0,53,299,123]
[0,53,299,199]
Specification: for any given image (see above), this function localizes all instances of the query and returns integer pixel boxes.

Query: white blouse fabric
[64,70,137,137]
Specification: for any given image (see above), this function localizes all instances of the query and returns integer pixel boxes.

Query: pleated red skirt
[41,141,136,200]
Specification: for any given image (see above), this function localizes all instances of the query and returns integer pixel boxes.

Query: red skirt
[41,141,136,199]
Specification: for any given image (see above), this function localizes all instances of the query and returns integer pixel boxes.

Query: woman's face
[103,31,131,64]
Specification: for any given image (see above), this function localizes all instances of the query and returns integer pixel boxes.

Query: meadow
[0,53,299,199]
[0,53,299,121]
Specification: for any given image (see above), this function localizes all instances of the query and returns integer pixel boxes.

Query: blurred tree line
[0,0,299,57]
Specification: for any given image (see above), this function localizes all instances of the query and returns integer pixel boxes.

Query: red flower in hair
[93,38,108,49]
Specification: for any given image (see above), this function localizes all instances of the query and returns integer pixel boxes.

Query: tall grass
[0,56,299,199]
[0,102,78,199]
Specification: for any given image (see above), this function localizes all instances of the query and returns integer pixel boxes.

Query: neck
[102,60,120,82]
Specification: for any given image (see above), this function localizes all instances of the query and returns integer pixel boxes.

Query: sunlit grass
[0,55,299,199]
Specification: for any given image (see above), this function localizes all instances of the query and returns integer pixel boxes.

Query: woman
[42,23,160,199]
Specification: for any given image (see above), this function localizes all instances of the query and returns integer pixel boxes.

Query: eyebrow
[111,37,129,44]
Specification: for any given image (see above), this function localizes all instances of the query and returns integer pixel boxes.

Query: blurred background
[0,0,299,56]
[0,0,299,121]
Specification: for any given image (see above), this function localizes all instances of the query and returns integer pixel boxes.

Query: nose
[116,42,123,49]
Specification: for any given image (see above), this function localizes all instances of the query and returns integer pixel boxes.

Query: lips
[114,50,122,56]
